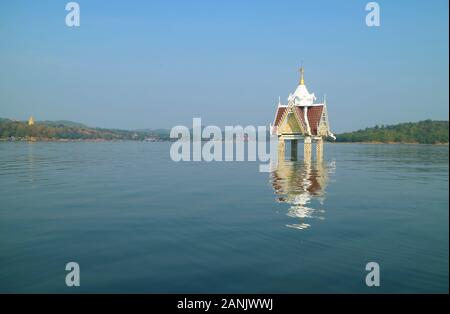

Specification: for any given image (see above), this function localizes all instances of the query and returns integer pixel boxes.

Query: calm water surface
[0,142,448,293]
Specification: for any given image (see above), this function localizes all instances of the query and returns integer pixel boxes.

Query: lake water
[0,142,448,293]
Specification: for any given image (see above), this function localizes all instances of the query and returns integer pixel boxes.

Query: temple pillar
[290,140,298,161]
[304,136,312,162]
[316,137,323,161]
[278,136,285,161]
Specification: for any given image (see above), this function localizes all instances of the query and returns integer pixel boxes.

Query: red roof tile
[307,106,324,135]
[274,107,287,127]
[273,105,324,135]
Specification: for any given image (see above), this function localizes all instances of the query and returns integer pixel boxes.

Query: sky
[0,0,448,132]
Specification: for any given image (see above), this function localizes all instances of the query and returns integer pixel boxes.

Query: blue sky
[0,0,448,132]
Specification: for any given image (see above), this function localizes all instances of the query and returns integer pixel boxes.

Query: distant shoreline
[329,141,449,145]
[0,137,169,143]
[1,118,448,145]
[1,137,448,146]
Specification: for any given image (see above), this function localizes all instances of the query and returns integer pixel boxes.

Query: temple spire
[299,67,305,85]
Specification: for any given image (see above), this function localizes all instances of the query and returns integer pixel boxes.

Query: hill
[334,120,449,144]
[39,120,88,128]
[0,118,169,141]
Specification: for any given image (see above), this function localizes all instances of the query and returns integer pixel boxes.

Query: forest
[0,118,170,141]
[334,120,449,144]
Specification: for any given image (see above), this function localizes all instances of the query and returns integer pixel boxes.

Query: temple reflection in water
[270,153,335,230]
[269,67,336,230]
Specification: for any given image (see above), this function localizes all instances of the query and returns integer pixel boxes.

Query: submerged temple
[270,68,334,161]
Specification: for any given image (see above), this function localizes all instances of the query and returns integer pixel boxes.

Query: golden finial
[299,66,305,85]
[28,116,35,126]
